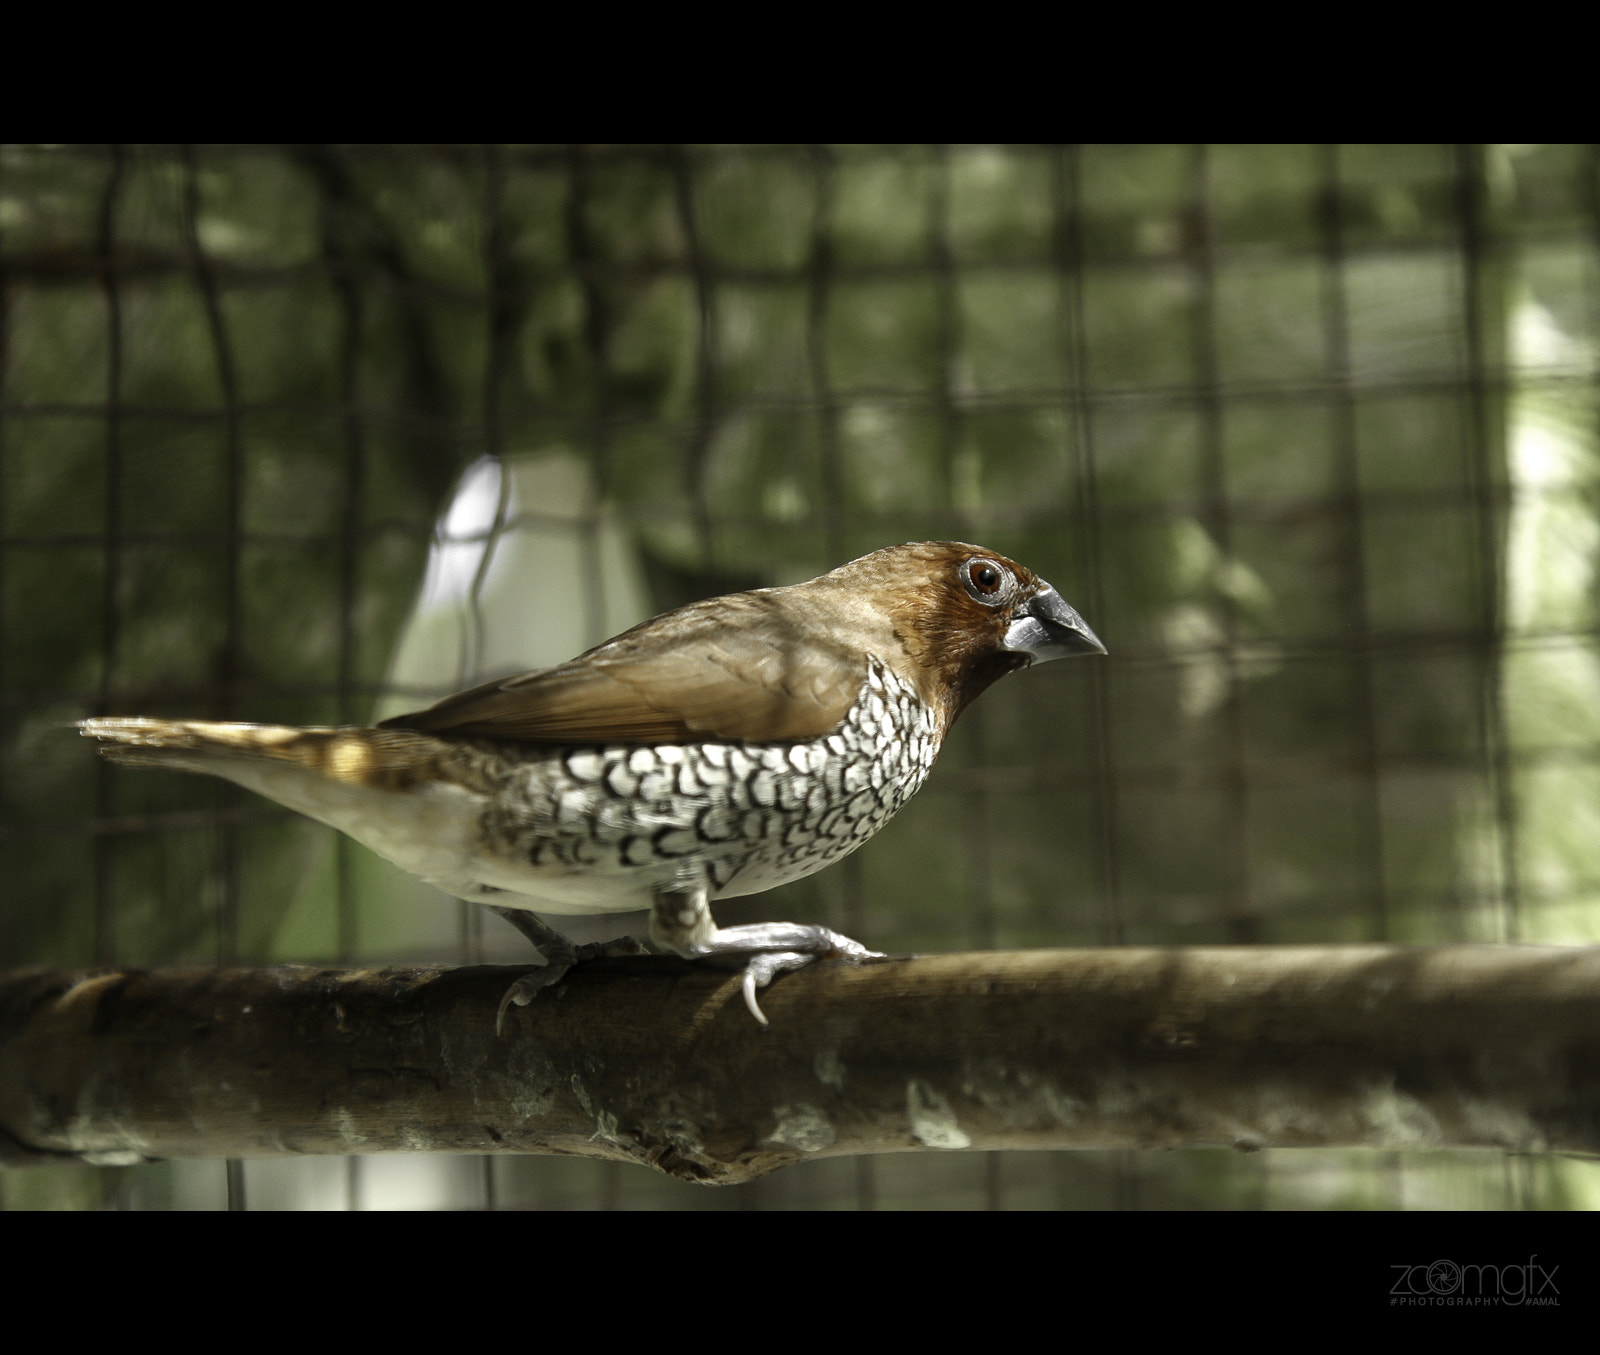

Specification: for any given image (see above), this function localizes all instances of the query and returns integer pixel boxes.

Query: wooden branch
[3,946,1597,1183]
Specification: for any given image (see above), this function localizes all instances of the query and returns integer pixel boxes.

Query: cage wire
[1,144,1598,1209]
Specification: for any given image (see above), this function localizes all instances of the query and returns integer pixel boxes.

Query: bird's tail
[82,717,335,770]
[79,718,484,871]
[78,718,447,792]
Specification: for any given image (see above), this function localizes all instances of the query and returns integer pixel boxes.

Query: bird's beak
[1002,586,1106,663]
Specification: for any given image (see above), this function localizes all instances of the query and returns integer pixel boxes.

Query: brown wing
[378,592,868,745]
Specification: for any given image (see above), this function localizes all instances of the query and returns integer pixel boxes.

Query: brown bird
[80,541,1104,1025]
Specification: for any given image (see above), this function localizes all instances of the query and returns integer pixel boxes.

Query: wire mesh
[2,144,1598,1209]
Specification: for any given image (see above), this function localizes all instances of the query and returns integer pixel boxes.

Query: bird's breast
[457,659,942,912]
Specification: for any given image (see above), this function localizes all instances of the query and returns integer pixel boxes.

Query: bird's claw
[496,964,573,1035]
[739,951,808,1025]
[494,935,652,1034]
[736,934,888,1025]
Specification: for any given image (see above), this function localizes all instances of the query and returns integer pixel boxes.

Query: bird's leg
[648,887,884,1026]
[489,906,649,1034]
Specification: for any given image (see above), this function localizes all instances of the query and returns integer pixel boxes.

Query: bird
[80,541,1105,1026]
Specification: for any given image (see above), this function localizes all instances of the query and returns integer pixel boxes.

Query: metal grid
[2,145,1597,1209]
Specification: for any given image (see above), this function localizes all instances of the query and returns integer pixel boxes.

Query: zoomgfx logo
[1390,1257,1559,1307]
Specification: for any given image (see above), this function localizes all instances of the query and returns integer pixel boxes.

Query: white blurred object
[382,453,651,718]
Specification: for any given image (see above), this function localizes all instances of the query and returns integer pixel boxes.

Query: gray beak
[1003,586,1106,663]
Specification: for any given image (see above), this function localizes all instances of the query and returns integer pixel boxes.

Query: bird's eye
[961,557,1014,606]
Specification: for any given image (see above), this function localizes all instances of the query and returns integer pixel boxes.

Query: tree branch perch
[3,946,1597,1183]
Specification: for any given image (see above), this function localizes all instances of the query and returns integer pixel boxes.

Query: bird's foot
[684,924,885,1026]
[494,936,652,1033]
[489,906,650,1033]
[495,958,574,1034]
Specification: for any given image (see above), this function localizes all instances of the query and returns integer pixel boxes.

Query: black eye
[961,557,1013,606]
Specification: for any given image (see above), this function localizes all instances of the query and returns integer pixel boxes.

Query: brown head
[794,542,1105,735]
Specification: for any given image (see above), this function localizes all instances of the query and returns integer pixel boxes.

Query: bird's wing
[379,594,868,745]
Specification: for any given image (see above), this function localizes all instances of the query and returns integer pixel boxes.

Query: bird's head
[811,541,1105,733]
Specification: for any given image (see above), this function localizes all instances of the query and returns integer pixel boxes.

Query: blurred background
[2,144,1597,1209]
